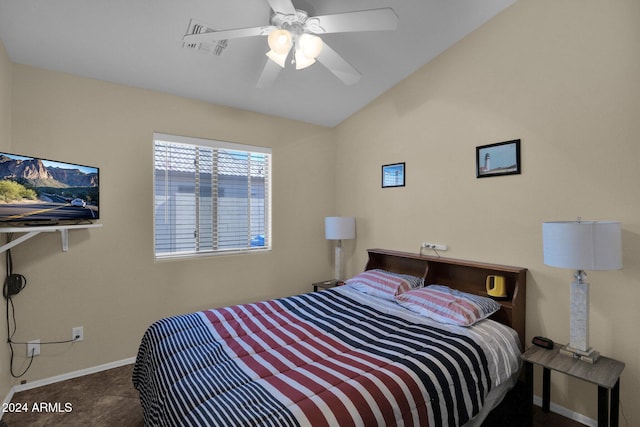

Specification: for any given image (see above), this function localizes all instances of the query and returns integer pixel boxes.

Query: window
[153,133,271,259]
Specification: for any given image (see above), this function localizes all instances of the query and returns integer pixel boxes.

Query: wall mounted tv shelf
[0,223,102,254]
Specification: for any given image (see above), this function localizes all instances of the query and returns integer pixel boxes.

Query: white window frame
[153,132,272,260]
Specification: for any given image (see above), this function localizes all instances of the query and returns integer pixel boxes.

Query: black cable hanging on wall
[4,233,82,378]
[4,233,33,378]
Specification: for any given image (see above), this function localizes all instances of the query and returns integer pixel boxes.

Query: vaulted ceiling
[0,0,516,127]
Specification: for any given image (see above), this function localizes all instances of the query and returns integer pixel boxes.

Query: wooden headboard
[364,248,528,349]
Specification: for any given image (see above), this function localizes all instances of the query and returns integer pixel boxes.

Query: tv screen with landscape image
[0,152,99,225]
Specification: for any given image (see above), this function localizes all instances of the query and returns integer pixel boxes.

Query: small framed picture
[476,139,521,178]
[382,162,405,188]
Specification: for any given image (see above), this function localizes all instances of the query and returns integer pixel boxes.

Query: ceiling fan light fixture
[266,49,289,68]
[298,33,323,59]
[267,29,292,55]
[294,49,316,70]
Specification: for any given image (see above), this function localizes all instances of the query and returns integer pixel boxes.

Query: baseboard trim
[1,356,136,420]
[533,395,596,427]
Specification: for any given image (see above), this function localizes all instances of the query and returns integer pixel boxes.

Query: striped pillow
[395,284,501,326]
[345,269,412,300]
[382,270,425,289]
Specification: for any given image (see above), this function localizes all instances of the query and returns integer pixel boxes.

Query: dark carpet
[2,364,143,427]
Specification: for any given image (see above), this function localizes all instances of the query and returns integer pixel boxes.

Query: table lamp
[325,216,356,281]
[542,220,622,362]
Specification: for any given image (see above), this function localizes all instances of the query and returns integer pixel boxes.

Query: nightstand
[521,344,625,427]
[313,279,338,292]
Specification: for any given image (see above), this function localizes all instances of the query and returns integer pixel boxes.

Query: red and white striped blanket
[133,289,520,426]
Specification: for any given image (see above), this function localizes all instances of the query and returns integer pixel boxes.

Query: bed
[133,248,527,426]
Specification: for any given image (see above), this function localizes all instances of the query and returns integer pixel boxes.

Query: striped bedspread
[133,289,520,427]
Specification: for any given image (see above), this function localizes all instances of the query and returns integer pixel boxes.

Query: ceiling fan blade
[265,0,296,15]
[307,8,398,34]
[315,42,361,85]
[183,25,274,44]
[256,58,282,88]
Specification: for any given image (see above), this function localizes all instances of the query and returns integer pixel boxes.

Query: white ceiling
[0,0,516,127]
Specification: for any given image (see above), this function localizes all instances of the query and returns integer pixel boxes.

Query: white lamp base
[560,275,600,363]
[334,240,343,281]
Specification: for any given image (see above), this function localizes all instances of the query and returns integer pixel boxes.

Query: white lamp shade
[542,221,622,270]
[267,29,292,54]
[266,49,289,68]
[295,48,316,70]
[325,216,356,240]
[298,33,323,59]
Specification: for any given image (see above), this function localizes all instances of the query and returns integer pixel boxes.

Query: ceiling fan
[182,0,398,87]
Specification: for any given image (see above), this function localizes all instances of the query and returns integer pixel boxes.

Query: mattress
[133,286,521,426]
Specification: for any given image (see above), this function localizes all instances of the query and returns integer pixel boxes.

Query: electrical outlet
[421,242,448,251]
[72,326,84,342]
[27,339,40,357]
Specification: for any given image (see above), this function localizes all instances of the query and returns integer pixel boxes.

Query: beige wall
[335,0,639,423]
[6,64,336,384]
[0,39,9,149]
[0,39,12,401]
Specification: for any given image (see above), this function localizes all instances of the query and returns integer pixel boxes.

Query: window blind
[153,133,271,259]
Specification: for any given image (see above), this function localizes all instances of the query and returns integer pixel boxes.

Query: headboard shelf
[365,248,528,349]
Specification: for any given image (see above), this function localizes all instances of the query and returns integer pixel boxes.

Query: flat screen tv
[0,152,99,225]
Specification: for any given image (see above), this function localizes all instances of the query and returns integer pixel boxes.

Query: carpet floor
[1,364,586,426]
[1,364,143,427]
